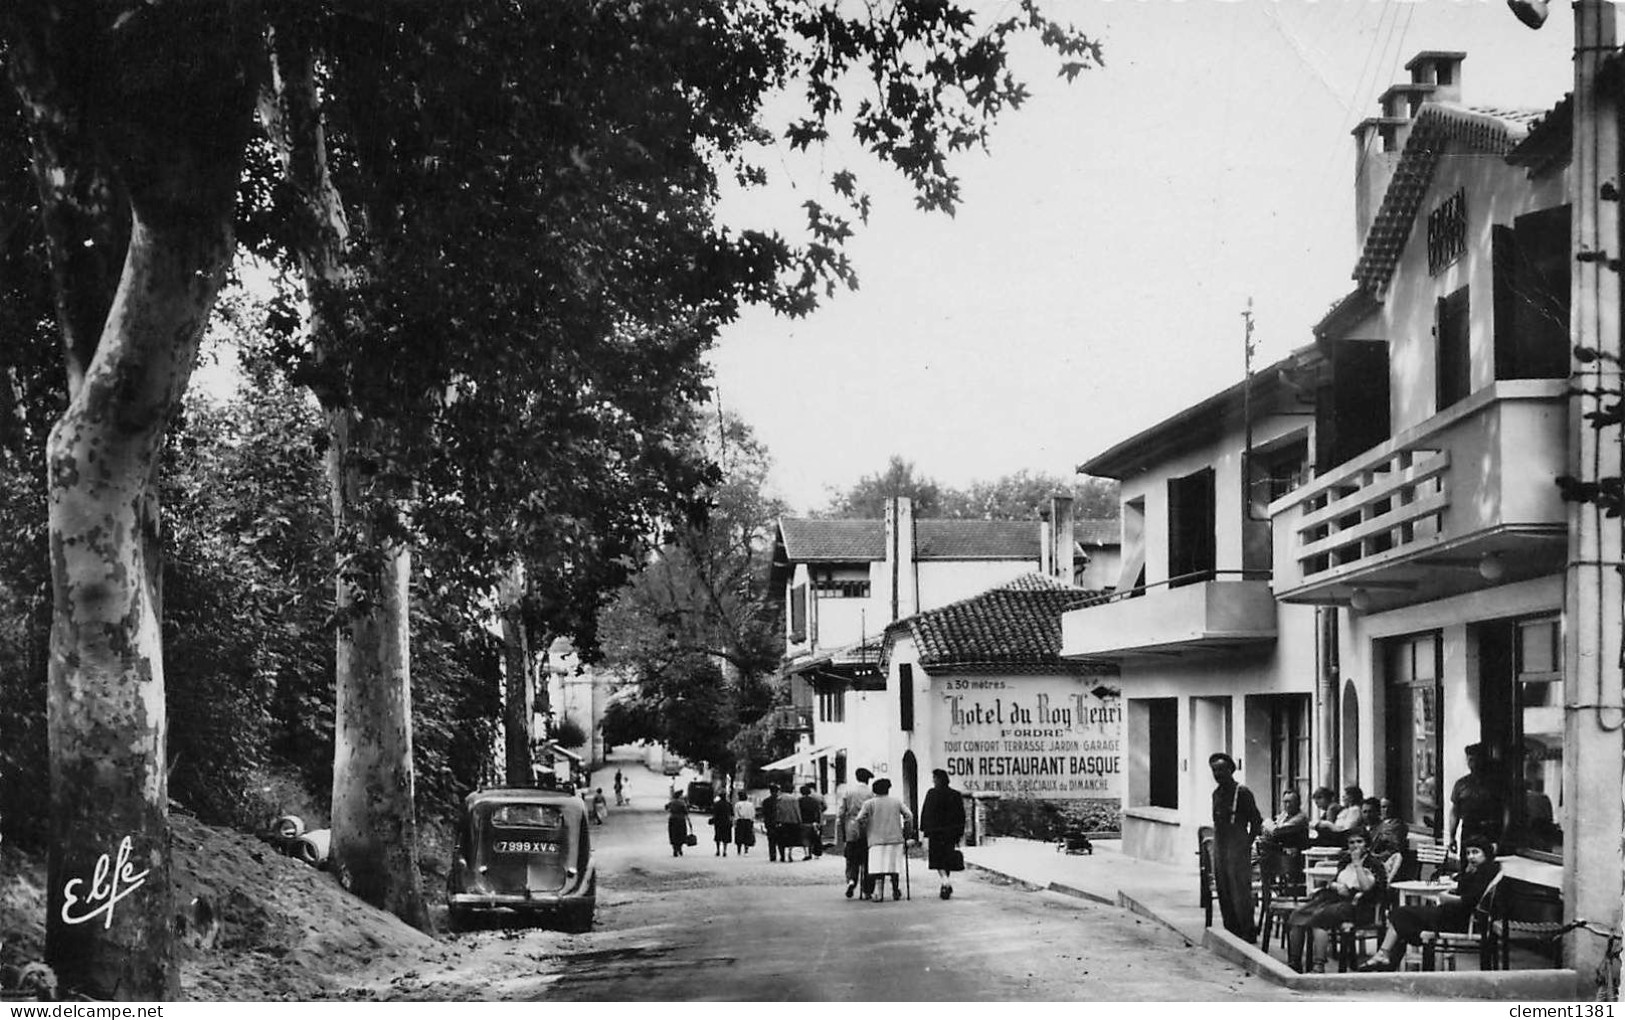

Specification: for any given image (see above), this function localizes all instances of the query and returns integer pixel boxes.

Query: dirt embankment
[3,812,447,1001]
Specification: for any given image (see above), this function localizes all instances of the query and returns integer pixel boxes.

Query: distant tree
[596,414,786,773]
[552,716,589,750]
[822,455,945,518]
[939,471,1120,521]
[824,463,1119,522]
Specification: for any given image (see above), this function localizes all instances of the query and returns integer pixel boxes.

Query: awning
[532,740,583,763]
[763,744,844,772]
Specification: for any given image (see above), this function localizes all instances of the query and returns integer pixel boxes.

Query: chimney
[884,496,918,622]
[1406,51,1464,105]
[1048,496,1075,584]
[1353,52,1465,255]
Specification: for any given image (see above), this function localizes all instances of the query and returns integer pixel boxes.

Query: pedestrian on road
[774,782,805,862]
[856,778,912,902]
[763,785,784,861]
[798,784,824,859]
[1208,751,1262,942]
[710,795,734,856]
[733,790,757,855]
[614,770,625,806]
[665,790,691,857]
[838,768,873,899]
[590,787,608,825]
[919,769,965,900]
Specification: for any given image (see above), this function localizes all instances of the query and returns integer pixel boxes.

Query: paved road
[359,753,1307,1001]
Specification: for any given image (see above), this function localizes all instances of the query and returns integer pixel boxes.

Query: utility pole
[1563,0,1625,986]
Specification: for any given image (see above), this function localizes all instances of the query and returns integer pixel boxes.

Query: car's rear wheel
[447,905,473,933]
[558,902,594,933]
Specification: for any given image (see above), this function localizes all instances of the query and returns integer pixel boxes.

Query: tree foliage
[823,459,1119,522]
[596,415,786,774]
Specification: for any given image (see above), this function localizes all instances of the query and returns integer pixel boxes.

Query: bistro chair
[1198,825,1215,928]
[1414,840,1451,882]
[1419,872,1505,971]
[1257,846,1309,954]
[1490,878,1566,970]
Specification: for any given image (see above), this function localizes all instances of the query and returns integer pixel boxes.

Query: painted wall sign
[932,676,1123,798]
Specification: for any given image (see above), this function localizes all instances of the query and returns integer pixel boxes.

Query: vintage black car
[446,788,596,931]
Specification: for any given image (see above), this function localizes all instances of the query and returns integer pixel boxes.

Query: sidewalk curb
[968,855,1583,999]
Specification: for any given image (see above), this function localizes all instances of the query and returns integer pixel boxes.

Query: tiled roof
[778,518,884,562]
[1507,93,1572,173]
[1073,519,1120,546]
[916,520,1039,560]
[776,518,1041,562]
[883,573,1109,670]
[1353,104,1543,294]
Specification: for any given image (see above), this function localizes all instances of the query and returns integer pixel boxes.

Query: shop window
[1507,616,1564,858]
[1385,631,1443,837]
[1147,698,1179,809]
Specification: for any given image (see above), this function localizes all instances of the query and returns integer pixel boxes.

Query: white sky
[706,0,1577,514]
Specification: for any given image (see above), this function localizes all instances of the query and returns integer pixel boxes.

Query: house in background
[880,572,1119,825]
[766,496,1085,790]
[1073,518,1122,591]
[1059,346,1323,864]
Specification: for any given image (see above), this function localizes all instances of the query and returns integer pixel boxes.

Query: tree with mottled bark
[1,2,257,1000]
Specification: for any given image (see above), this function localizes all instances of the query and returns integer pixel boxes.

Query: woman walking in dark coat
[710,795,734,856]
[665,791,691,857]
[919,769,966,899]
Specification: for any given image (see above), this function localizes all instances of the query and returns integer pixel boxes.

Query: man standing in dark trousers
[763,785,784,862]
[838,768,873,898]
[1209,751,1262,942]
[798,784,824,859]
[775,782,806,861]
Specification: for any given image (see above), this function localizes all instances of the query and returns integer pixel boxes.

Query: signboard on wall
[933,675,1122,798]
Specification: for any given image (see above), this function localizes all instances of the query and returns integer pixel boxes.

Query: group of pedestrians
[656,765,969,904]
[757,782,827,860]
[1206,744,1509,974]
[837,767,966,902]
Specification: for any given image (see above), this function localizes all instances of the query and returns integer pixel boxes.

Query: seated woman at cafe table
[1357,834,1501,971]
[1286,830,1387,973]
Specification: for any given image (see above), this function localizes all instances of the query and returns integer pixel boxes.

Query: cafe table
[1390,879,1454,907]
[1306,863,1339,890]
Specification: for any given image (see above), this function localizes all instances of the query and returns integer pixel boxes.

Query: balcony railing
[1271,380,1567,605]
[1061,569,1278,658]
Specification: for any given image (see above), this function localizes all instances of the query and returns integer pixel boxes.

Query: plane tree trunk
[6,2,254,999]
[259,18,428,929]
